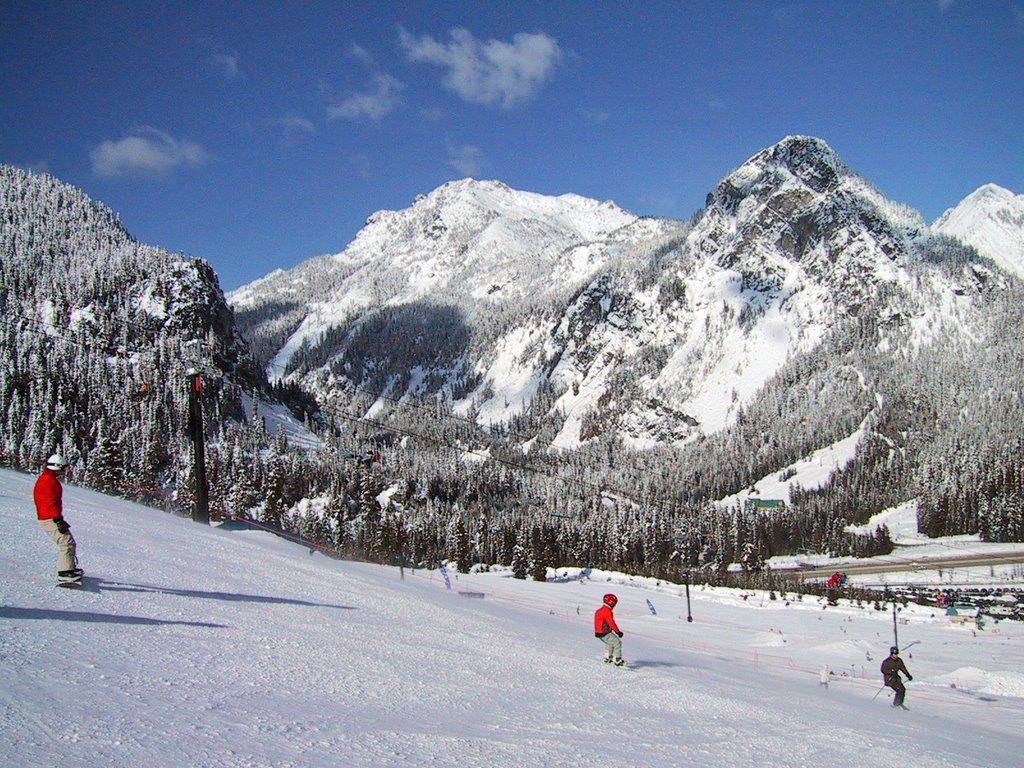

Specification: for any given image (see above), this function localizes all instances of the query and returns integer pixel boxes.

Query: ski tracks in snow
[2,469,1021,767]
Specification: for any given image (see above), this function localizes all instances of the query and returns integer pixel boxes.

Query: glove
[54,516,70,535]
[616,631,624,638]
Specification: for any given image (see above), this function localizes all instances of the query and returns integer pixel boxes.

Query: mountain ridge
[933,182,1024,277]
[0,163,262,484]
[4,140,1024,566]
[230,135,1010,450]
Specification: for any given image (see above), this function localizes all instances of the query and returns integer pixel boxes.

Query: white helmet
[45,453,65,470]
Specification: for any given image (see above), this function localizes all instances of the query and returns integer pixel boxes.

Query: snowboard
[57,571,85,589]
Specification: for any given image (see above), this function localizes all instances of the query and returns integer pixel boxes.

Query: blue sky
[2,1,1022,290]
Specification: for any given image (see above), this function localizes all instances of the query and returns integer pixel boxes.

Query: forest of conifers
[3,164,1024,588]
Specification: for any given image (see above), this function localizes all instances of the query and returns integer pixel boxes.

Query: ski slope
[1,467,1021,768]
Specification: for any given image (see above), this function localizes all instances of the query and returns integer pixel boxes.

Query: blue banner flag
[440,564,452,590]
[646,599,657,615]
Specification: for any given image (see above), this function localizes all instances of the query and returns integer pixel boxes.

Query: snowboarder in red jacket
[33,454,81,584]
[594,593,625,666]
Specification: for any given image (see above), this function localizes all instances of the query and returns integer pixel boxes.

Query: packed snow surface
[845,499,922,541]
[718,413,870,508]
[239,393,322,450]
[2,468,1022,767]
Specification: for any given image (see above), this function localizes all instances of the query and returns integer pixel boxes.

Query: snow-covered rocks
[933,183,1024,278]
[229,136,1014,452]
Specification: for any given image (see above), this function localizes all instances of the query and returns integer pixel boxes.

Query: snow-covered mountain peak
[351,177,640,254]
[722,135,849,196]
[711,136,924,238]
[934,183,1024,278]
[400,177,638,242]
[229,176,680,391]
[696,135,924,285]
[230,136,1000,449]
[961,182,1017,205]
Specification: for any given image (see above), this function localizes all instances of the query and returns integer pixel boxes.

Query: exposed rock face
[0,164,259,470]
[230,137,1005,450]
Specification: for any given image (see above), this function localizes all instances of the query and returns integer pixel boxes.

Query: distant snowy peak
[359,177,639,247]
[933,183,1024,278]
[721,135,852,197]
[693,135,925,293]
[228,176,677,390]
[229,179,649,312]
[713,135,924,235]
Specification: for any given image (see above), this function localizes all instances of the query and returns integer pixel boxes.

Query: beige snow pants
[600,632,623,661]
[39,518,77,572]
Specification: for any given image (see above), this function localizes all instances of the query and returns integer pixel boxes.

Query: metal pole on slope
[892,600,899,649]
[685,569,693,623]
[397,509,405,581]
[883,585,899,649]
[187,369,210,525]
[669,547,694,623]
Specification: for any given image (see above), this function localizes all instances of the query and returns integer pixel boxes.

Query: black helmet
[890,646,899,654]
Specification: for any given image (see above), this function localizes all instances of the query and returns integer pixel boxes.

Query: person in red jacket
[594,593,625,665]
[33,454,81,583]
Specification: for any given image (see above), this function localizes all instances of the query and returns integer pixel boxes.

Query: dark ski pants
[39,518,77,573]
[887,677,906,706]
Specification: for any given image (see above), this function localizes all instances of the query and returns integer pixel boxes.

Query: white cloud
[937,0,955,12]
[328,74,404,122]
[581,108,610,124]
[211,51,244,80]
[400,27,562,107]
[90,128,209,178]
[348,43,375,67]
[271,114,317,134]
[269,114,317,145]
[447,145,485,177]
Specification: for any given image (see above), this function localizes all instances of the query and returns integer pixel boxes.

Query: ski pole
[871,684,888,701]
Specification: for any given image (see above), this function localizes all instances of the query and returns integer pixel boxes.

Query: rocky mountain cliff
[230,136,1006,450]
[4,140,1023,570]
[0,164,261,488]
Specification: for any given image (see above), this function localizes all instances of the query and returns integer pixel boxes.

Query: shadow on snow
[0,605,226,628]
[629,660,690,670]
[92,579,357,611]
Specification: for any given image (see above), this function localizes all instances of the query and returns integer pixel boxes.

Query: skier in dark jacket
[881,646,912,709]
[594,593,625,666]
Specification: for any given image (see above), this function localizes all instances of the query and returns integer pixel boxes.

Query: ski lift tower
[182,341,219,526]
